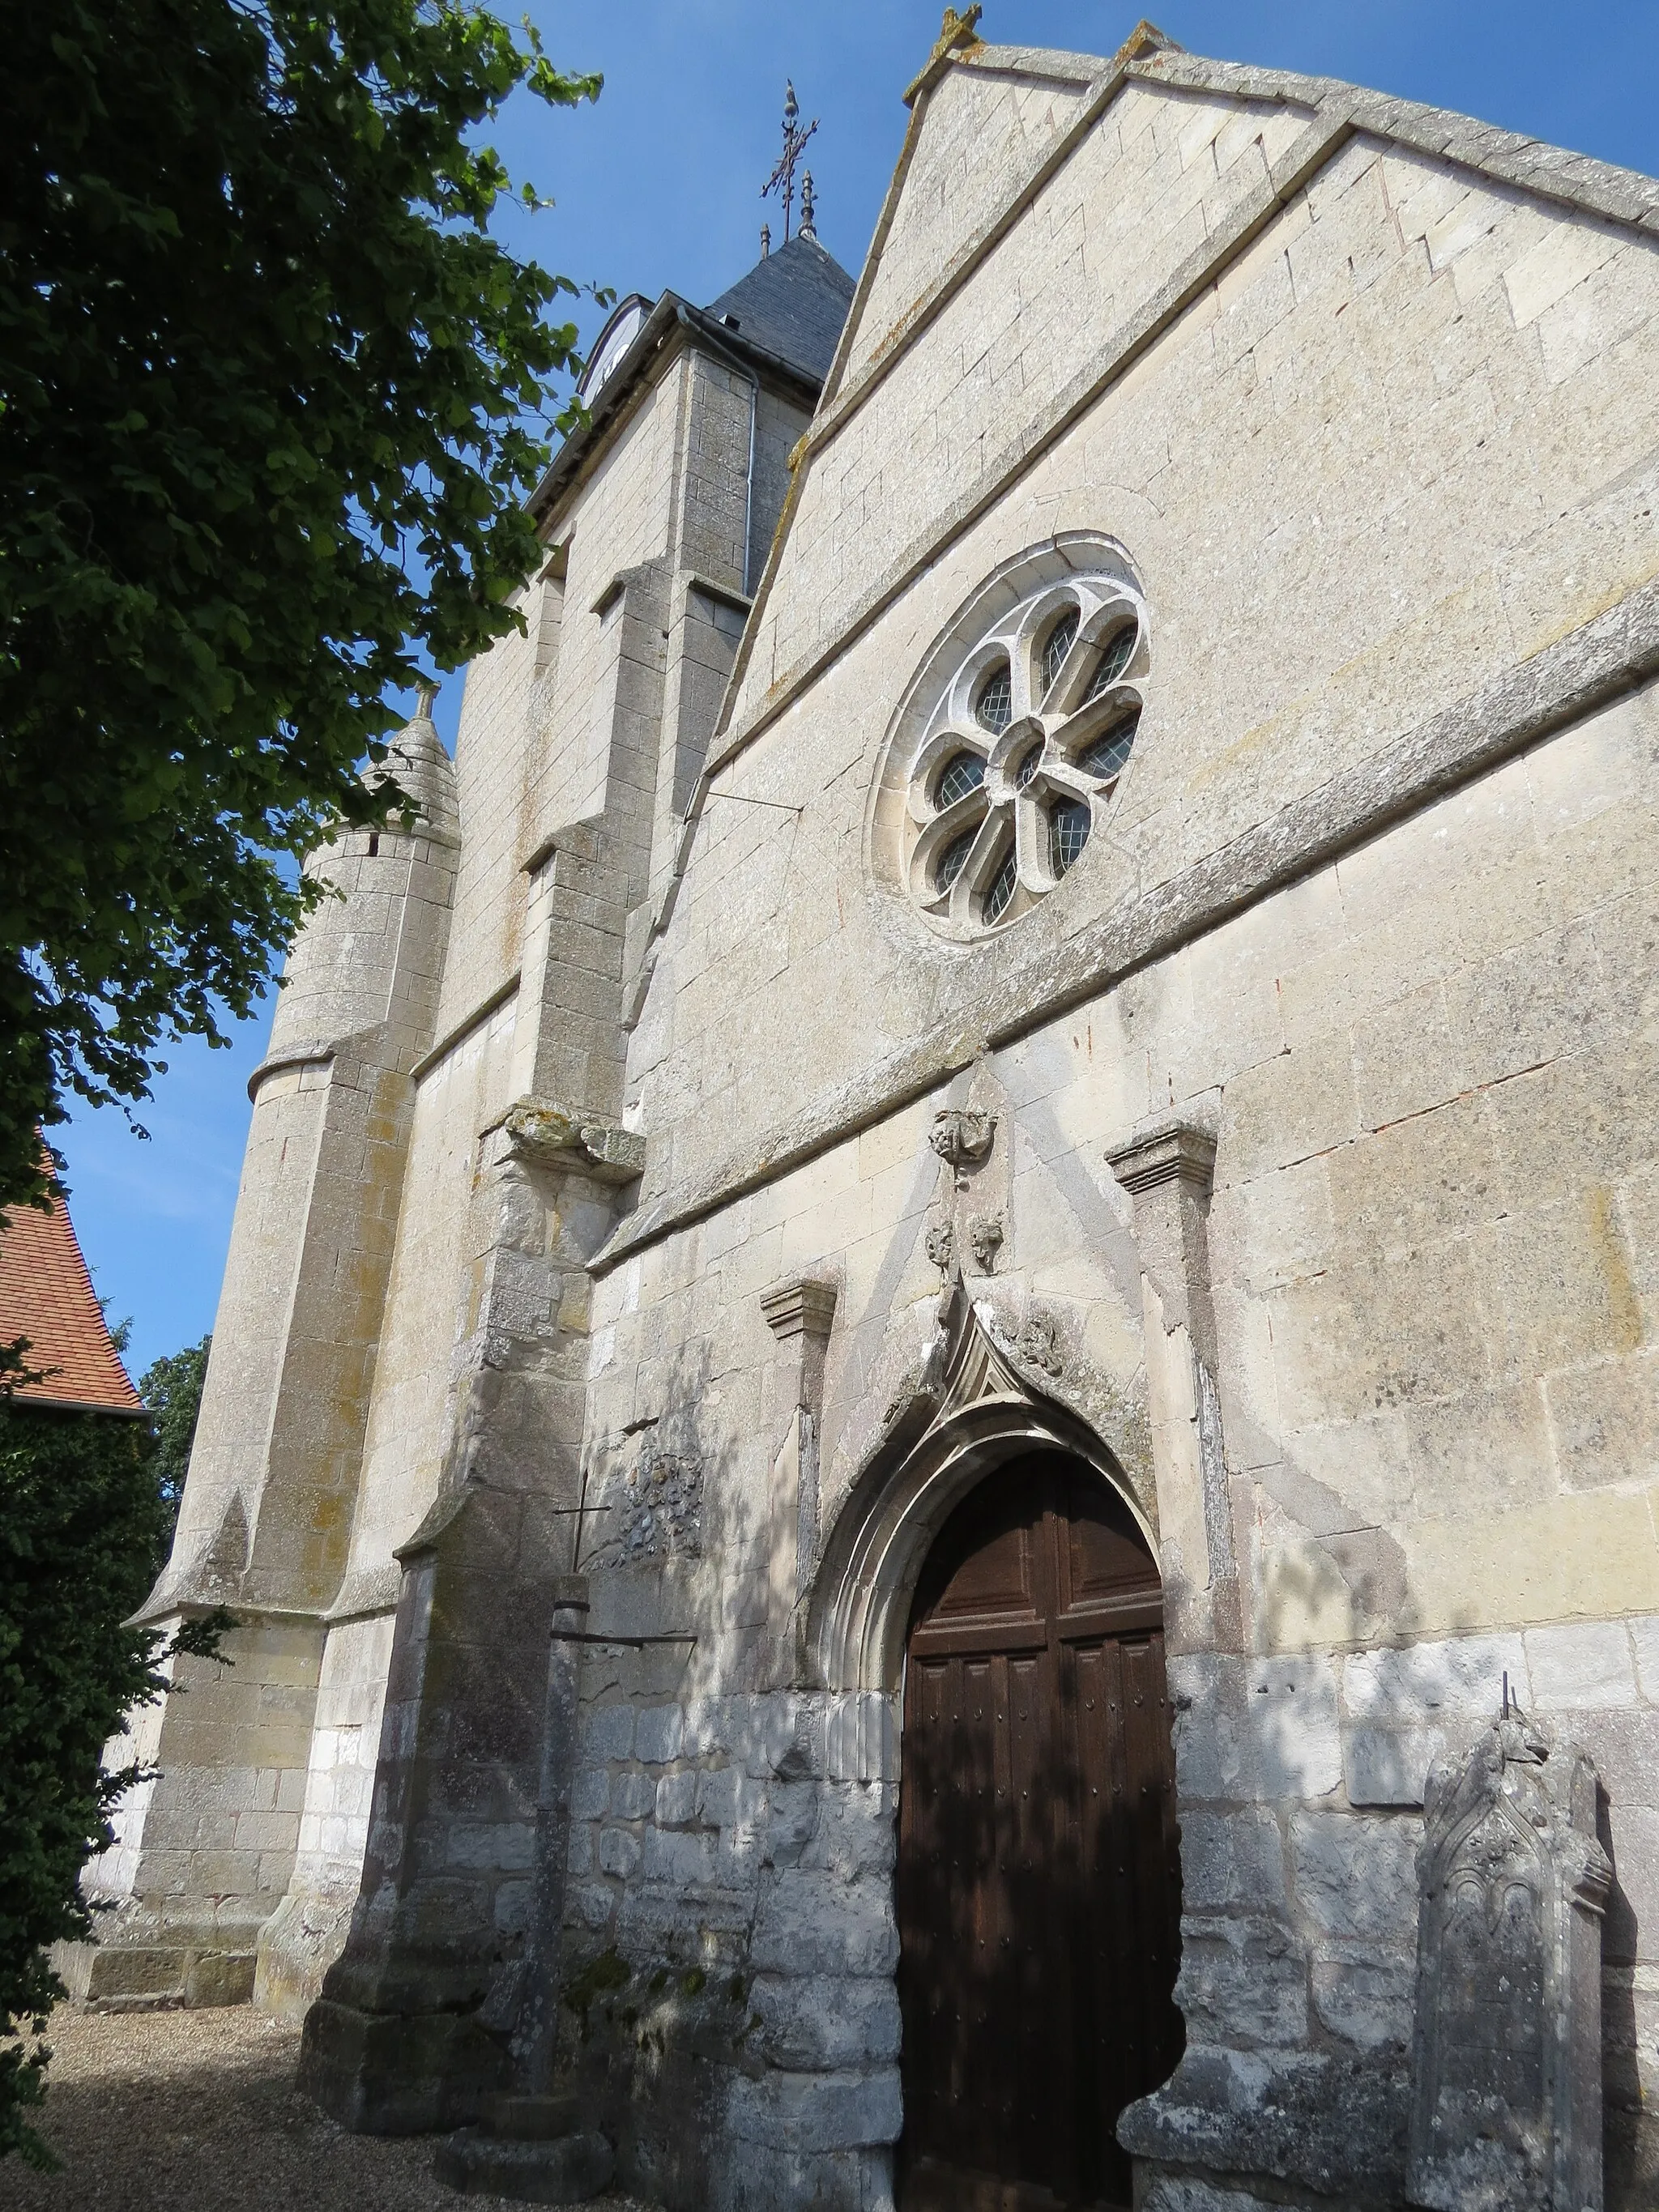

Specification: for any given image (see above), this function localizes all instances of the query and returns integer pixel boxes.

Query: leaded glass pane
[1014,742,1043,791]
[935,751,985,808]
[1077,711,1139,784]
[984,846,1017,923]
[1049,800,1090,876]
[935,829,975,895]
[1042,607,1080,696]
[975,663,1012,734]
[1085,622,1137,699]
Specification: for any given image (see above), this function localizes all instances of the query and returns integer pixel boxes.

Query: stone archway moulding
[808,1288,1157,1696]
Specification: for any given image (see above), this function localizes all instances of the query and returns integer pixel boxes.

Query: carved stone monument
[1407,1694,1610,2212]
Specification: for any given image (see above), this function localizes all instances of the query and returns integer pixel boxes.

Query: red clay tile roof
[0,1188,144,1414]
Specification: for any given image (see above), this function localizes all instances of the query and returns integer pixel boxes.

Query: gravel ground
[0,2005,655,2212]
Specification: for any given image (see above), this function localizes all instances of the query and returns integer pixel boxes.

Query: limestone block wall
[647,582,749,920]
[745,385,812,601]
[582,669,1657,2201]
[556,1677,902,2212]
[160,805,458,1620]
[1203,693,1659,1653]
[74,1620,322,2007]
[839,46,1099,389]
[254,1612,397,2022]
[164,1059,331,1597]
[744,75,1317,709]
[82,739,460,2007]
[332,989,520,1613]
[431,612,543,1041]
[267,822,455,1062]
[522,373,685,867]
[642,111,1659,1209]
[250,323,813,2027]
[677,353,753,589]
[1145,1623,1659,2201]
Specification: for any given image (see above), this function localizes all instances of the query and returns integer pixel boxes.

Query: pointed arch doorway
[896,1451,1183,2212]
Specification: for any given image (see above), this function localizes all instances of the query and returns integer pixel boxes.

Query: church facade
[85,19,1659,2210]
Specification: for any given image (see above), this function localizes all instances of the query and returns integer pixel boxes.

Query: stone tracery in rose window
[902,571,1147,936]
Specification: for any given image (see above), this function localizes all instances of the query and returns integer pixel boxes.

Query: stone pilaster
[760,1277,838,1678]
[1106,1117,1241,1655]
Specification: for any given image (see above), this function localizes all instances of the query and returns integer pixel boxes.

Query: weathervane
[761,79,818,244]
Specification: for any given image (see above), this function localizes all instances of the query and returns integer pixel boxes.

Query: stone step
[433,2125,615,2204]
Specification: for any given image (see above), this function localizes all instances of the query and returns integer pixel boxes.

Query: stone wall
[552,1679,901,2212]
[582,665,1659,2198]
[662,78,1659,1220]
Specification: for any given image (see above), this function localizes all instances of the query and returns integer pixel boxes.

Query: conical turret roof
[367,682,459,842]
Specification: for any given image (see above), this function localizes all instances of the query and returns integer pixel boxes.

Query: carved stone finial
[905,6,983,106]
[760,221,770,258]
[1407,1701,1610,2212]
[415,677,439,718]
[929,1106,996,1188]
[799,172,817,241]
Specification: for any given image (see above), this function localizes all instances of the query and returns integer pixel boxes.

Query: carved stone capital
[759,1276,838,1344]
[1105,1116,1217,1198]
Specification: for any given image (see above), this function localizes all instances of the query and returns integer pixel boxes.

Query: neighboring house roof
[705,234,859,386]
[0,1188,145,1414]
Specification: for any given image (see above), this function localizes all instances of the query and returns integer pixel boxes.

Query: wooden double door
[897,1455,1183,2212]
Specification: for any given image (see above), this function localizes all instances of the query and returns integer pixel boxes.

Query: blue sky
[59,0,1659,1383]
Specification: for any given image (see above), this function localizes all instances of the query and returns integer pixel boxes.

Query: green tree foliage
[138,1335,212,1537]
[0,1378,227,2166]
[0,0,603,1209]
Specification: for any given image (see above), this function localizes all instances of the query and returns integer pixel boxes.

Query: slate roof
[531,234,857,524]
[0,1187,144,1413]
[703,234,858,386]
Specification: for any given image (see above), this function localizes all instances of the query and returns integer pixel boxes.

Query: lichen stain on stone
[1516,547,1659,665]
[1181,579,1495,802]
[563,1946,630,2021]
[1586,1181,1644,1353]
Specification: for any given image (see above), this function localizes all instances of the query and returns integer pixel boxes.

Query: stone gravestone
[1407,1693,1610,2212]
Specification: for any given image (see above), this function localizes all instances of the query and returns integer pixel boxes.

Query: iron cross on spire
[761,79,817,244]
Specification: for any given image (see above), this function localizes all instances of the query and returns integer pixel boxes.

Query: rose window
[898,568,1147,936]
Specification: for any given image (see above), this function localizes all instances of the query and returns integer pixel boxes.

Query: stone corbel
[498,1097,646,1185]
[1106,1116,1239,1646]
[760,1276,838,1673]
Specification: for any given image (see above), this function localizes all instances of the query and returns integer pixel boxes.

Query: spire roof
[703,232,856,386]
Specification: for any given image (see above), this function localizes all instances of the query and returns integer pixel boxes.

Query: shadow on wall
[557,1330,780,2207]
